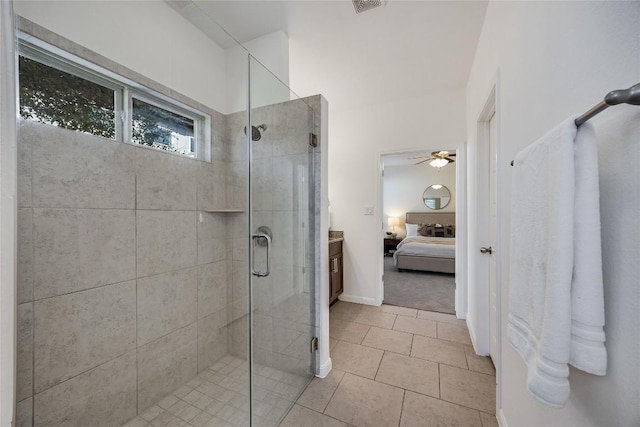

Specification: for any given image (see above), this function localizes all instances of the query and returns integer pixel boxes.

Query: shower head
[244,124,267,141]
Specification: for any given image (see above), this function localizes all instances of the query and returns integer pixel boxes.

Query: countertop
[329,230,344,244]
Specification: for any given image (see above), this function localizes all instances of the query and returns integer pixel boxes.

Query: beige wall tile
[375,352,439,398]
[17,208,33,304]
[197,261,227,319]
[30,122,136,209]
[16,398,33,427]
[137,210,197,277]
[197,160,226,211]
[324,373,404,427]
[196,213,226,265]
[34,352,137,427]
[197,311,228,371]
[34,281,136,392]
[136,147,197,210]
[17,303,33,401]
[138,324,198,412]
[249,157,273,212]
[400,391,482,427]
[137,268,198,346]
[33,208,136,299]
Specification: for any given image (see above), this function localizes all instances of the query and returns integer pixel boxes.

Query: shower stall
[7,2,323,426]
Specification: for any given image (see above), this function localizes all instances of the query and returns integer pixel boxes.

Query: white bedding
[393,236,455,261]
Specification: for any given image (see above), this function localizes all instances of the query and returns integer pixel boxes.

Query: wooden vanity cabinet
[329,240,343,305]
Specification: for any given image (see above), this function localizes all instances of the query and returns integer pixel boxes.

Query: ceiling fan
[411,151,456,168]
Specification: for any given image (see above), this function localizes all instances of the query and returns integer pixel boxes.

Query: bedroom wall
[383,162,456,238]
[327,90,466,305]
[466,1,639,425]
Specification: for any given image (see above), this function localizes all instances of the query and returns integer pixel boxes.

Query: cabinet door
[332,254,343,298]
[329,257,336,301]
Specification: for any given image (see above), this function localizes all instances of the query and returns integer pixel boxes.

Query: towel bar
[510,82,640,166]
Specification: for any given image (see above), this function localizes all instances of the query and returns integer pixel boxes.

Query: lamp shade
[429,158,449,168]
[387,217,399,227]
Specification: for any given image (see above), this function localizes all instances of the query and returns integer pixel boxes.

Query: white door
[488,112,498,364]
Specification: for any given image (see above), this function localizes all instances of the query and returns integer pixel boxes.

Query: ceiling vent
[352,0,383,14]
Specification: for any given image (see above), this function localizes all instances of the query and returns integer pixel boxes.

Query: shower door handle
[251,233,271,277]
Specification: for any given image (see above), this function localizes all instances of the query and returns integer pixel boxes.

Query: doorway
[378,150,460,314]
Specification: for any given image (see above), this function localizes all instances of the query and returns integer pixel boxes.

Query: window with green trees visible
[19,56,117,139]
[18,42,208,160]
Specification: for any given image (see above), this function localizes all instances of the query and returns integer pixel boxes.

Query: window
[132,97,196,157]
[19,56,117,139]
[18,36,210,161]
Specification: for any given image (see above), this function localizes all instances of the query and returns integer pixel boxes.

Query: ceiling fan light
[429,158,449,168]
[431,184,443,189]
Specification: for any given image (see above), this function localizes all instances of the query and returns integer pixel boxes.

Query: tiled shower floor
[123,355,311,427]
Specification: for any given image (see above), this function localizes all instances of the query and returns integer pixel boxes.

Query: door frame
[471,74,503,416]
[375,147,467,320]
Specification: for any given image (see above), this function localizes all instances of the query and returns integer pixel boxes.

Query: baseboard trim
[497,408,508,427]
[317,357,332,378]
[338,294,377,306]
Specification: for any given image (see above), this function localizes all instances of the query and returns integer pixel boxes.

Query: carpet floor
[383,256,456,314]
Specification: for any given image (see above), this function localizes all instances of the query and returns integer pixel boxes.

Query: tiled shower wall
[15,115,232,426]
[225,97,317,377]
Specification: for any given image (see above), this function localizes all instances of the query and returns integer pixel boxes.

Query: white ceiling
[168,0,488,113]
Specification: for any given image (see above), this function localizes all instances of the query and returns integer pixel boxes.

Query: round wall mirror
[423,184,451,210]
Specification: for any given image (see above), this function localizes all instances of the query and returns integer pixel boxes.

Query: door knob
[480,246,493,254]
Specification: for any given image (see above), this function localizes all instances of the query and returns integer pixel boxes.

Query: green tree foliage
[19,56,116,138]
[132,99,193,149]
[19,56,192,151]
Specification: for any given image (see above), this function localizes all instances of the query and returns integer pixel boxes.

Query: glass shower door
[248,56,316,426]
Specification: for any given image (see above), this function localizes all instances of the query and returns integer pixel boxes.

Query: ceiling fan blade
[413,158,433,165]
[446,158,455,163]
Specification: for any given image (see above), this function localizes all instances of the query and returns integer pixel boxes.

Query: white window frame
[17,32,212,162]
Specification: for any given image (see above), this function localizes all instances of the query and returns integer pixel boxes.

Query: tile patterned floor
[125,301,498,427]
[123,355,309,427]
[281,301,499,427]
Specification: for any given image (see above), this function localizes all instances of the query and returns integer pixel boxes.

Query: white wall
[13,0,228,113]
[466,2,639,425]
[383,163,456,238]
[226,31,291,114]
[328,90,466,305]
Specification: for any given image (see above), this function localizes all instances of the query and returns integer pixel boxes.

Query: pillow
[418,224,435,237]
[405,223,419,237]
[444,224,456,238]
[419,223,453,237]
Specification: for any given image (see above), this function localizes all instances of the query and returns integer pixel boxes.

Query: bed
[393,212,456,274]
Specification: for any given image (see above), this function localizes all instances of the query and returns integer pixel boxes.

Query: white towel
[569,122,607,375]
[507,117,607,408]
